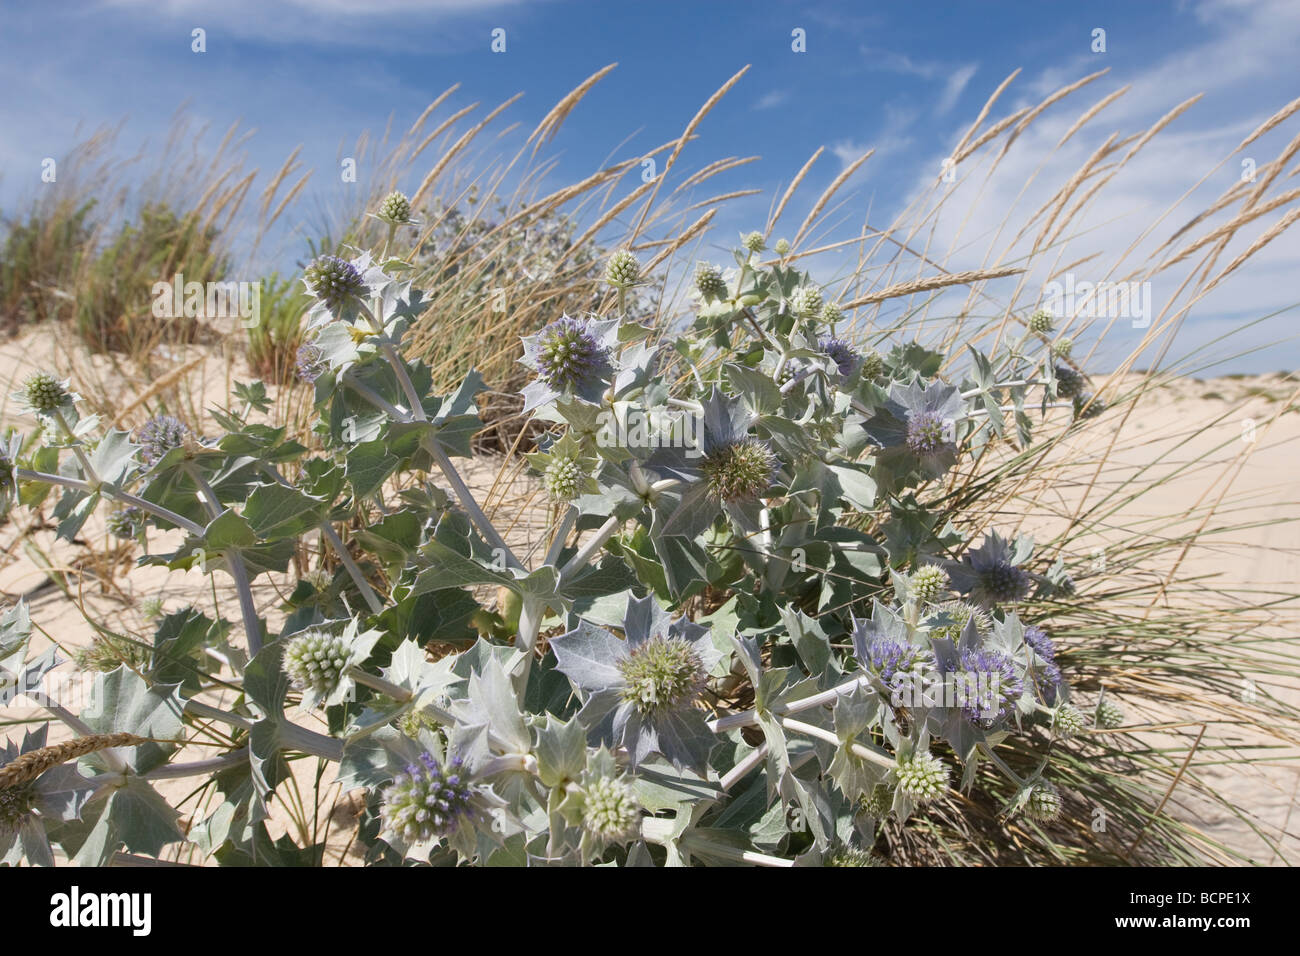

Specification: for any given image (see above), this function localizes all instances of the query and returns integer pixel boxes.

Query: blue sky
[2,0,1297,373]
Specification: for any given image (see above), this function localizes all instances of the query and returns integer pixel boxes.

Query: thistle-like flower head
[927,600,993,642]
[702,437,777,503]
[742,231,765,253]
[106,506,142,540]
[956,646,1024,725]
[544,456,583,501]
[550,595,722,771]
[20,373,70,414]
[906,410,949,455]
[861,784,894,818]
[789,284,823,318]
[378,190,412,224]
[295,343,326,383]
[283,629,349,697]
[520,315,618,411]
[618,634,706,715]
[820,302,843,326]
[825,845,882,867]
[948,531,1033,607]
[1073,393,1105,420]
[861,349,884,380]
[1095,697,1124,729]
[1028,309,1055,334]
[379,752,475,845]
[1024,780,1062,822]
[894,750,949,803]
[694,262,728,303]
[1053,337,1074,359]
[870,380,967,479]
[582,774,641,844]
[1053,702,1088,738]
[819,336,860,377]
[910,565,949,604]
[0,784,36,840]
[774,238,791,256]
[1055,364,1084,398]
[304,255,365,311]
[136,415,190,466]
[604,249,641,289]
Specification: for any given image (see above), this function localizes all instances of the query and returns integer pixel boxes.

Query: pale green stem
[186,464,263,654]
[15,468,205,535]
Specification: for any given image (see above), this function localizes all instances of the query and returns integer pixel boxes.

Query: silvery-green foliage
[0,212,1109,866]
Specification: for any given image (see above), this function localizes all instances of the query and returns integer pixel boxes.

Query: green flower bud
[774,238,791,257]
[284,629,350,696]
[825,846,882,867]
[820,301,843,325]
[894,750,949,803]
[23,373,69,413]
[789,285,823,318]
[618,635,705,715]
[1028,309,1054,335]
[911,565,949,604]
[604,249,641,289]
[1053,336,1074,359]
[378,190,412,223]
[1024,781,1062,822]
[583,775,640,844]
[861,783,893,818]
[1053,703,1088,738]
[1095,698,1124,729]
[742,231,765,253]
[694,262,728,302]
[702,438,777,502]
[544,455,583,501]
[861,349,884,380]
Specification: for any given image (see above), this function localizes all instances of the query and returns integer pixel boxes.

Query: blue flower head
[956,646,1024,726]
[818,336,860,377]
[946,531,1034,607]
[549,595,723,772]
[866,380,967,480]
[519,315,620,412]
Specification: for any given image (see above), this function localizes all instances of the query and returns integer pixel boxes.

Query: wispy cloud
[936,64,978,116]
[754,90,790,111]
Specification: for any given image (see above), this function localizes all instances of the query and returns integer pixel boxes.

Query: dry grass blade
[0,733,147,789]
[527,62,618,150]
[841,266,1022,308]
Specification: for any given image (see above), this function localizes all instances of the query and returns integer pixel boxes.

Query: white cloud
[882,0,1300,372]
[754,90,791,111]
[936,64,978,116]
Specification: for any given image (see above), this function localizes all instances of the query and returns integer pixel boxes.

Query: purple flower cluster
[136,414,190,466]
[906,410,949,455]
[956,646,1023,725]
[304,255,365,311]
[380,752,475,844]
[864,633,935,687]
[295,343,326,383]
[818,336,860,376]
[534,317,613,394]
[1023,624,1063,699]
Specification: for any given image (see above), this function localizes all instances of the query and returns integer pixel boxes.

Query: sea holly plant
[0,196,1113,866]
